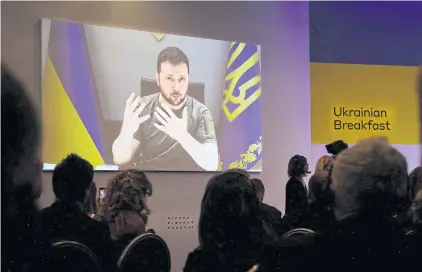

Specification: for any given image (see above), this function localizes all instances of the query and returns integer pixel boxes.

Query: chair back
[117,233,171,272]
[140,78,205,103]
[281,228,316,246]
[50,240,102,272]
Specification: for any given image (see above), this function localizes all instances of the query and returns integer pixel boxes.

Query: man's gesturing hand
[121,93,150,136]
[154,104,188,141]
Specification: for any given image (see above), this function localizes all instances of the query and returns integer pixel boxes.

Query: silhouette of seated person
[250,178,283,237]
[41,154,115,269]
[184,172,277,272]
[260,137,412,272]
[102,169,152,254]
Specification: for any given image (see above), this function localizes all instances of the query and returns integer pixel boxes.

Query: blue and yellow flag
[218,42,262,171]
[42,21,105,167]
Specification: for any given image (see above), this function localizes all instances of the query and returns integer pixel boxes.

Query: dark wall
[310,1,422,66]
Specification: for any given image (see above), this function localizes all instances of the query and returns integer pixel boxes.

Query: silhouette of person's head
[2,65,45,270]
[287,155,309,178]
[331,137,408,221]
[199,172,273,252]
[52,153,94,204]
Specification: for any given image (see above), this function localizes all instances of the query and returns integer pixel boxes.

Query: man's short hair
[156,47,190,74]
[225,168,251,179]
[52,153,94,202]
[250,178,265,195]
[331,137,408,220]
[2,65,41,187]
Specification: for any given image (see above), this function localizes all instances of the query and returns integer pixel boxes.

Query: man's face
[156,61,189,106]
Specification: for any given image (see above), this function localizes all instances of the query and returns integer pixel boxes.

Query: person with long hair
[307,171,335,235]
[103,169,152,249]
[314,155,334,172]
[184,172,277,272]
[283,155,310,231]
[84,183,98,217]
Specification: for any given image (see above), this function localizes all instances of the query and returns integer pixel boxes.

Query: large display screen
[41,19,262,172]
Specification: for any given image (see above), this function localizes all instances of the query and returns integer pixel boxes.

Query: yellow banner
[311,63,420,144]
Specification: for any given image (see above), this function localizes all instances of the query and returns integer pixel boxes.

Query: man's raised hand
[121,93,150,136]
[154,103,188,141]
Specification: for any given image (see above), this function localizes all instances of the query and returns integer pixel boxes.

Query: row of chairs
[50,233,171,272]
[246,228,317,272]
[50,228,317,272]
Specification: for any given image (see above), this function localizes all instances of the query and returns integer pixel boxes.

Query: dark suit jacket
[260,203,283,237]
[41,201,115,270]
[284,177,309,231]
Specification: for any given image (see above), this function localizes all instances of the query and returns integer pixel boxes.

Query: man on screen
[112,47,219,171]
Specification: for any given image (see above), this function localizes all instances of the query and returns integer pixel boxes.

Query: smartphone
[99,188,106,204]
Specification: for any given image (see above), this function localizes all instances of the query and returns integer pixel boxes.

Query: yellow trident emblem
[152,33,165,42]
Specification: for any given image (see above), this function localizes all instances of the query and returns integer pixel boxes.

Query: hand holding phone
[99,188,106,205]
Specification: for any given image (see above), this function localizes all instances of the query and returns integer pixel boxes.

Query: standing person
[250,178,283,236]
[307,171,335,235]
[314,155,334,172]
[283,155,310,231]
[112,47,218,171]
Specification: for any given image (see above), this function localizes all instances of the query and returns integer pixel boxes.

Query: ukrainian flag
[42,21,105,167]
[218,42,262,171]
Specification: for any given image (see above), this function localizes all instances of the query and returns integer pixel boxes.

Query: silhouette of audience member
[260,137,411,272]
[2,65,49,271]
[283,155,310,231]
[184,172,277,272]
[409,166,422,201]
[251,178,283,236]
[225,168,251,179]
[41,154,115,268]
[411,190,422,225]
[84,182,98,217]
[323,137,410,270]
[307,171,335,235]
[314,155,333,172]
[103,170,152,252]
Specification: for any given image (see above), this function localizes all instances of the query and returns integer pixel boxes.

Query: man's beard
[162,91,186,106]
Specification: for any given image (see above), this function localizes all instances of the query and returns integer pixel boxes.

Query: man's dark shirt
[133,93,217,171]
[40,201,115,269]
[260,203,283,237]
